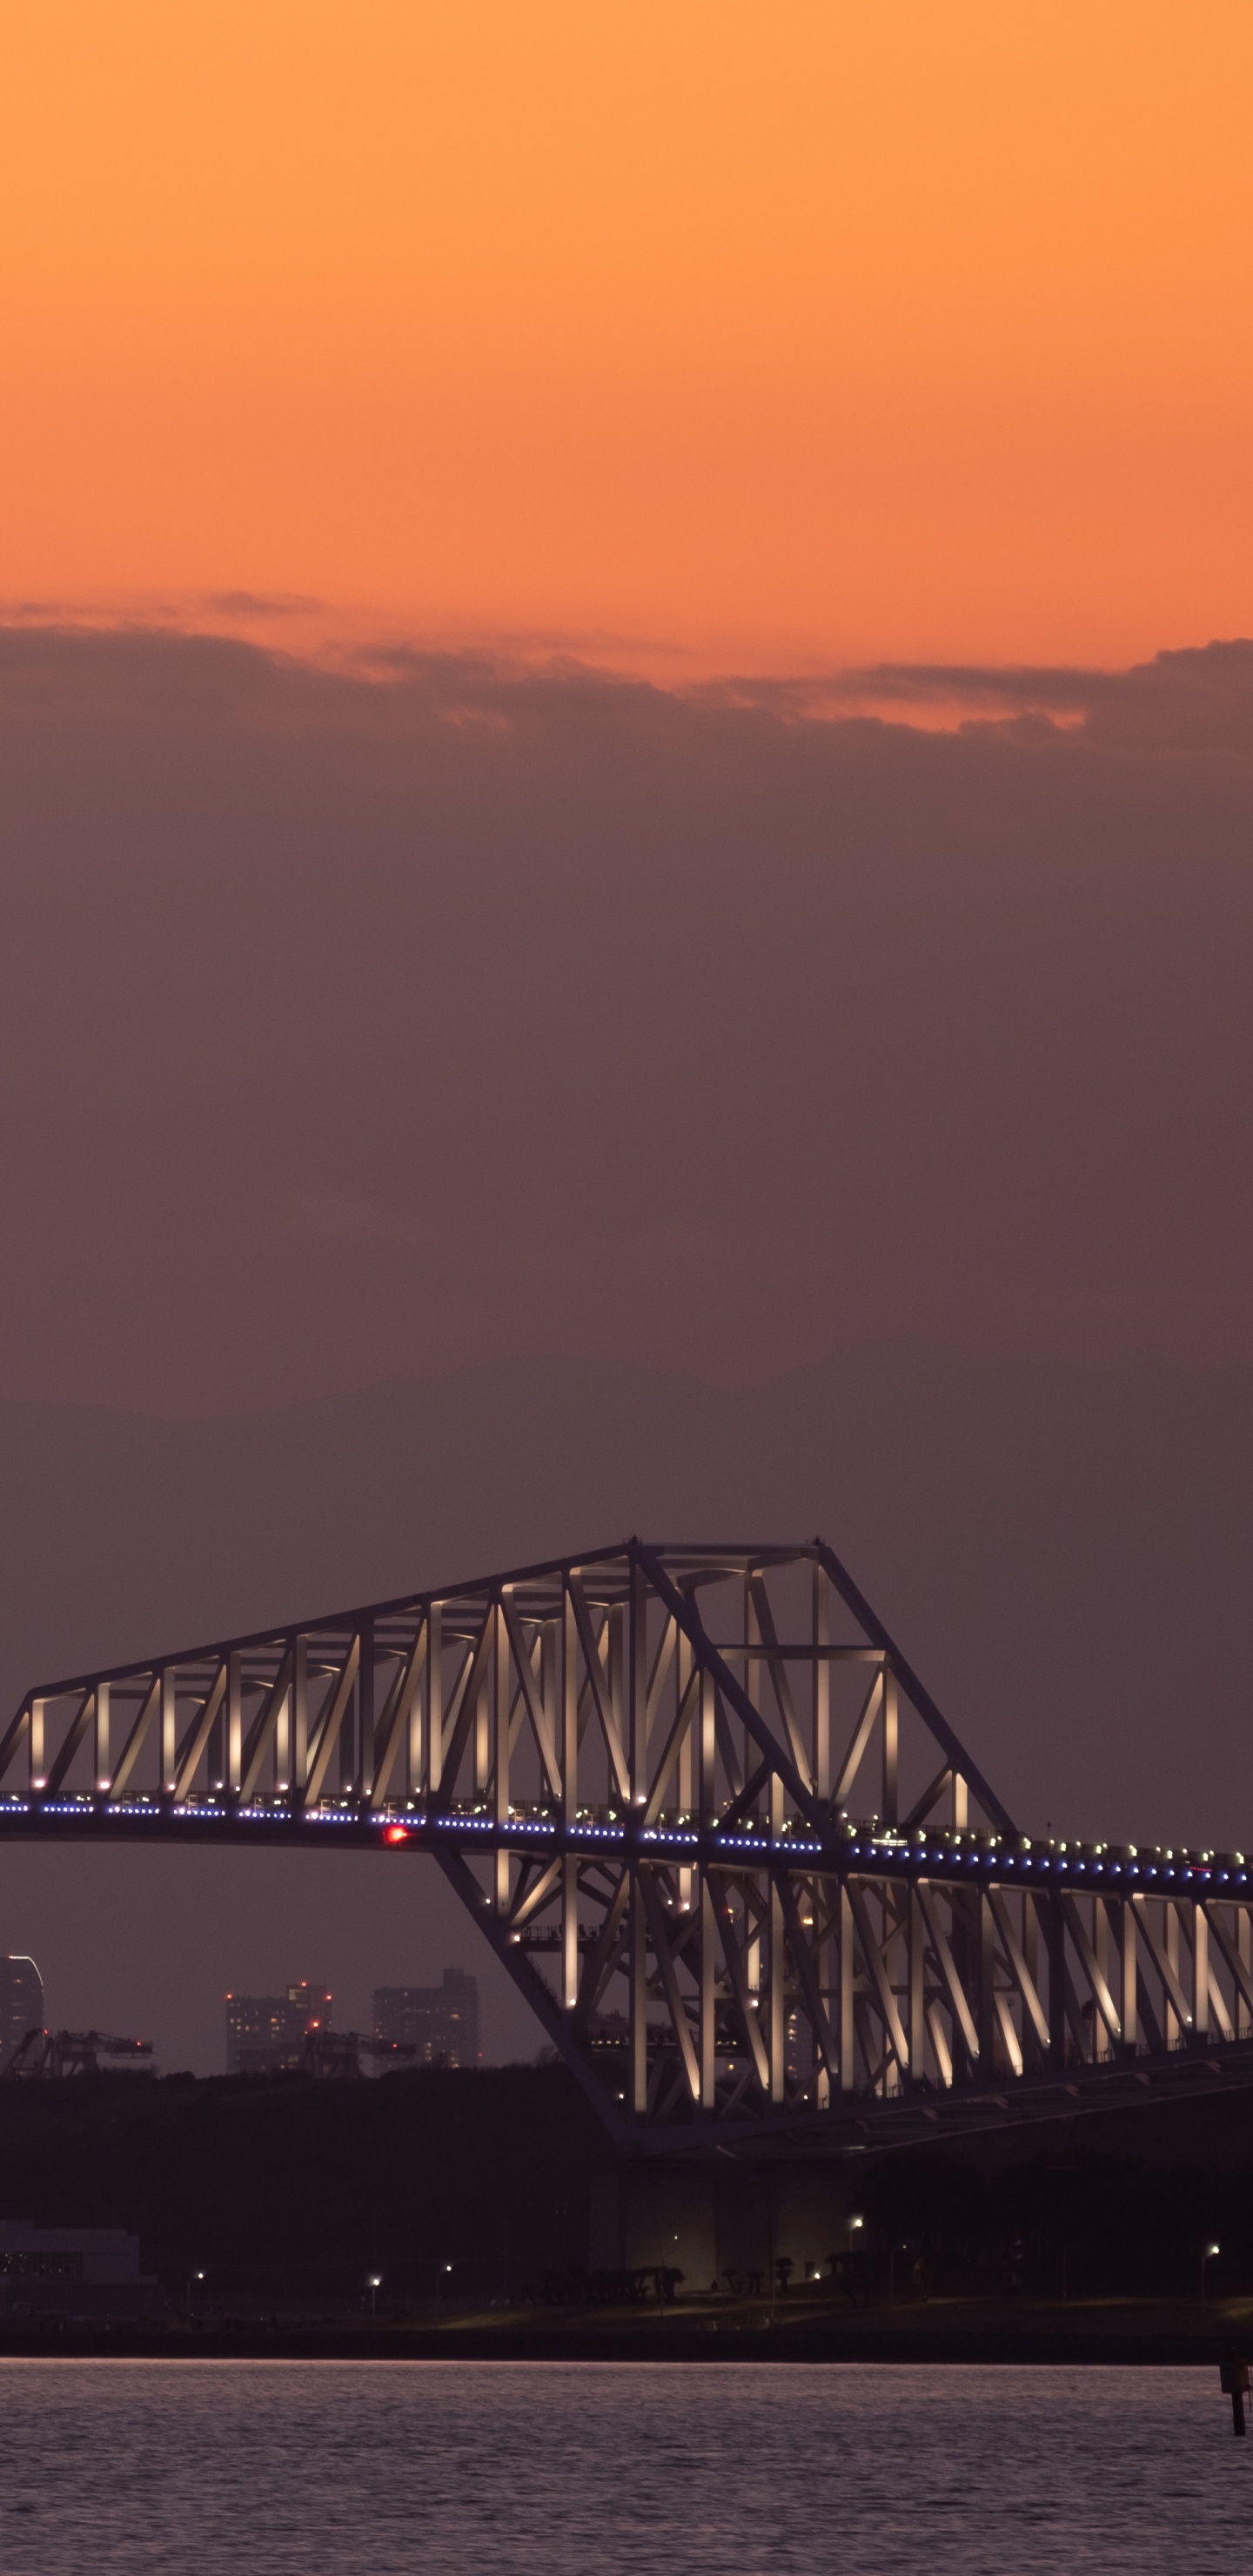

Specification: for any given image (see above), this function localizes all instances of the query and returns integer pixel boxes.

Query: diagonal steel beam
[567,1573,631,1801]
[43,1693,95,1798]
[814,1540,1016,1834]
[1062,1895,1122,2044]
[847,1881,910,2074]
[916,1882,980,2062]
[833,1671,884,1810]
[240,1648,293,1803]
[988,1888,1050,2053]
[500,1594,560,1794]
[774,1868,840,2083]
[369,1625,428,1808]
[108,1675,162,1801]
[747,1575,814,1792]
[173,1666,228,1803]
[430,1841,626,2143]
[637,1545,818,1827]
[640,1871,702,2105]
[302,1635,361,1807]
[1131,1896,1195,2036]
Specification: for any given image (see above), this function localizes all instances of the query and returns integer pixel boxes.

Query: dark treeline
[852,2147,1253,2304]
[0,2065,1250,2313]
[0,2065,611,2311]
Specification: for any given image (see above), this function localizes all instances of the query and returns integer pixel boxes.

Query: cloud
[0,621,1248,1414]
[201,591,323,620]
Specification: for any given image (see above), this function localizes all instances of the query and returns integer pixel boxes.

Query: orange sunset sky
[2,0,1250,673]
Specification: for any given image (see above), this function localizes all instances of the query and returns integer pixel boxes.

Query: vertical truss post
[629,1868,648,2117]
[838,1882,854,2091]
[29,1701,44,1791]
[676,1626,694,1912]
[629,1553,647,1807]
[1094,1897,1112,2059]
[1240,1906,1252,2041]
[813,1561,830,1804]
[812,1882,832,2109]
[406,1619,424,1794]
[494,1600,511,1917]
[94,1683,110,1793]
[562,1866,580,2019]
[699,1669,715,1825]
[275,1644,292,1794]
[908,1886,926,2082]
[699,1870,717,2109]
[226,1653,242,1794]
[339,1640,358,1797]
[768,1870,785,2103]
[160,1668,177,1794]
[882,1667,899,1826]
[209,1677,225,1793]
[561,1581,578,1821]
[678,1633,693,1817]
[426,1603,442,1800]
[609,1604,626,1795]
[1165,1902,1180,2049]
[953,1773,968,1830]
[562,1582,580,2015]
[1121,1896,1138,2050]
[359,1624,375,1794]
[291,1634,308,1798]
[1194,1898,1209,2040]
[474,1650,490,1799]
[814,1936,830,2112]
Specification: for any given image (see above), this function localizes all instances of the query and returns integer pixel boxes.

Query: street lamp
[185,2269,204,2328]
[1202,2243,1221,2301]
[367,2273,382,2321]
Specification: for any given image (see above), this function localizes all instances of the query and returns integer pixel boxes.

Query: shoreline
[1,2296,1248,2365]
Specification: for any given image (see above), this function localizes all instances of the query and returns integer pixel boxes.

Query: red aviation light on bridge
[384,1825,410,1845]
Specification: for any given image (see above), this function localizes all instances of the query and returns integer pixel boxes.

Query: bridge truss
[1,1538,1250,2148]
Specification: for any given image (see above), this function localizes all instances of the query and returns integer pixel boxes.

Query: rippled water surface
[0,2359,1246,2574]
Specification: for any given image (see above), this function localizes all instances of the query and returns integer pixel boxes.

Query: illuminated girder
[1,1538,1249,2144]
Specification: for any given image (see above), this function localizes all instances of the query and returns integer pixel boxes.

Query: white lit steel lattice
[2,1540,1249,2144]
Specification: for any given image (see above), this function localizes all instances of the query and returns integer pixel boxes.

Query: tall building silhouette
[373,1969,479,2068]
[225,1979,333,2074]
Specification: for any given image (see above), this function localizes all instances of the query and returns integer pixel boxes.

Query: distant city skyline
[225,1969,479,2076]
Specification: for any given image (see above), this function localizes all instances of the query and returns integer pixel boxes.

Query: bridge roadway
[0,1539,1246,2148]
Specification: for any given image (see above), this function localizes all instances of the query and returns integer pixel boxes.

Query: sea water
[0,2358,1244,2574]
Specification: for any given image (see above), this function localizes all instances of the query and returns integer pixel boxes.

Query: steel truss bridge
[2,1537,1250,2150]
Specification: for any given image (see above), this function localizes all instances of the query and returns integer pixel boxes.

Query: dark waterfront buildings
[0,2219,161,2318]
[0,1955,44,2063]
[373,1970,479,2067]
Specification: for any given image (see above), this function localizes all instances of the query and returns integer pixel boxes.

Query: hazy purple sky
[0,625,1249,2069]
